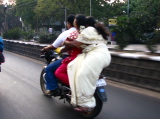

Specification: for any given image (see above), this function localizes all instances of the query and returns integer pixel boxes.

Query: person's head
[86,16,96,27]
[95,22,109,40]
[66,14,75,29]
[73,14,86,31]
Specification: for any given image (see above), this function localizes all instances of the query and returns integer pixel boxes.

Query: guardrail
[3,40,160,92]
[104,54,160,92]
[4,40,47,62]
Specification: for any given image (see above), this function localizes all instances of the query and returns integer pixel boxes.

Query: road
[0,51,160,119]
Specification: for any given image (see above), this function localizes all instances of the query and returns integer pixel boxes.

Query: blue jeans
[45,59,62,90]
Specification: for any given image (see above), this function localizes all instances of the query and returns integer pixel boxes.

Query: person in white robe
[67,25,111,112]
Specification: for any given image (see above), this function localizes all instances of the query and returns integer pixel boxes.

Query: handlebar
[40,55,45,58]
[40,50,59,64]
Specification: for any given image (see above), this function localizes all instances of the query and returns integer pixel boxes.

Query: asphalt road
[0,51,160,119]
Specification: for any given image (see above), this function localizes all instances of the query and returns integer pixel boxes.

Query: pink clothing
[55,31,82,85]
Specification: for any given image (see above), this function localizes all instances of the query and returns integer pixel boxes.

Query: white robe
[67,43,111,108]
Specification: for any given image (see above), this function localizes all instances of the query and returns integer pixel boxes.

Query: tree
[34,0,126,28]
[0,4,5,32]
[113,0,160,50]
[129,0,159,32]
[16,0,37,29]
[0,4,21,33]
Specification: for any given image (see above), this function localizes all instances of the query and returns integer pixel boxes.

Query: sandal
[74,106,93,113]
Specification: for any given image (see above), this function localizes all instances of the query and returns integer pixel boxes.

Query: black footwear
[49,88,61,96]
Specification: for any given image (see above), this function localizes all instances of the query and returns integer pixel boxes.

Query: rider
[68,22,111,112]
[0,36,5,72]
[55,16,96,85]
[41,14,76,95]
[55,14,86,86]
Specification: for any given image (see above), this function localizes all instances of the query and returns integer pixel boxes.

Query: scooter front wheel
[40,68,52,96]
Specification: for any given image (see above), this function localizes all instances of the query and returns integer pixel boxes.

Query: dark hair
[86,16,96,27]
[75,14,86,29]
[95,23,109,40]
[67,14,75,27]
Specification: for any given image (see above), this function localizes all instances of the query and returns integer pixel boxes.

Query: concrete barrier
[103,54,160,92]
[3,40,160,92]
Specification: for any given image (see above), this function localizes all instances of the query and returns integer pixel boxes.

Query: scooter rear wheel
[80,93,103,118]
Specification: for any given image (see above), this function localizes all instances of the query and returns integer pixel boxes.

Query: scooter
[40,50,107,118]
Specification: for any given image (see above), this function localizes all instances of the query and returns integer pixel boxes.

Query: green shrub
[38,34,57,44]
[3,27,22,40]
[21,31,34,41]
[155,31,160,43]
[115,33,128,50]
[112,26,129,50]
[3,32,10,39]
[146,38,157,53]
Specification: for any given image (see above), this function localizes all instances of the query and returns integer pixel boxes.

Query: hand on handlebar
[41,47,48,52]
